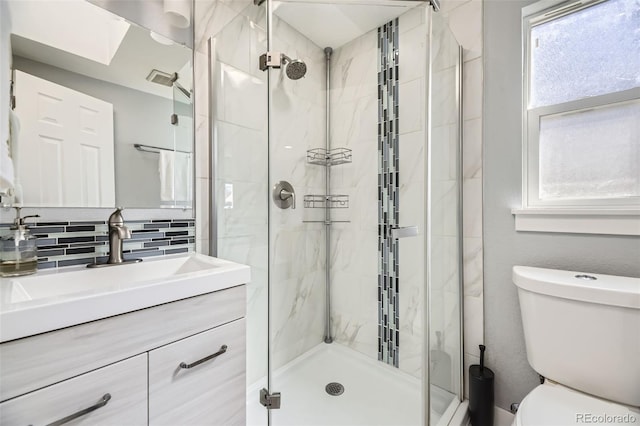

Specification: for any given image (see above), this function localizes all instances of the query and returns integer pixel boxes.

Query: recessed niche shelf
[303,195,349,209]
[306,148,352,166]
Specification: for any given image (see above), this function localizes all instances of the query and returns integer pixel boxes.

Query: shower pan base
[247,343,457,426]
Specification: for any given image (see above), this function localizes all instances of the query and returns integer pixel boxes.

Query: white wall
[483,0,640,410]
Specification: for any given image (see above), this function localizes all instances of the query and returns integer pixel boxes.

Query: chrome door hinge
[259,52,284,71]
[259,388,281,410]
[171,113,178,125]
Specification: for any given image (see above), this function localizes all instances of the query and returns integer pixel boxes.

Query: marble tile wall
[328,29,380,367]
[268,15,327,372]
[329,6,429,378]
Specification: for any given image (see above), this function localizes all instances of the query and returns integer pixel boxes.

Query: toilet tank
[513,266,640,407]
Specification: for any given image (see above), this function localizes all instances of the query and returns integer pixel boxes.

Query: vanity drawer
[149,318,246,426]
[0,354,147,426]
[0,285,246,402]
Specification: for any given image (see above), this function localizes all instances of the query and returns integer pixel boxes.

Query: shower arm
[281,54,293,64]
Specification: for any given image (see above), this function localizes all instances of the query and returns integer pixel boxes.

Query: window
[522,0,640,209]
[514,0,640,235]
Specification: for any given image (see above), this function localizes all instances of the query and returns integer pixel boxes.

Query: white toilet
[512,266,640,426]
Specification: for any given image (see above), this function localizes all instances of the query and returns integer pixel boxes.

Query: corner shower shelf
[303,195,349,209]
[306,148,352,166]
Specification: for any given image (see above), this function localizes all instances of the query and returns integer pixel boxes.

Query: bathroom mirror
[3,0,193,210]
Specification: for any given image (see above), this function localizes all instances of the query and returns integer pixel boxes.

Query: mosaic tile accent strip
[377,18,400,368]
[0,219,195,269]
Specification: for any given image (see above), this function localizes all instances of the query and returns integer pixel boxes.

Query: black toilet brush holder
[469,344,494,426]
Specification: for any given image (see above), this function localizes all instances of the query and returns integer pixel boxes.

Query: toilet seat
[513,381,640,426]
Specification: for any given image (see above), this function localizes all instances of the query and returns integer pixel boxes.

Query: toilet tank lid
[513,266,640,309]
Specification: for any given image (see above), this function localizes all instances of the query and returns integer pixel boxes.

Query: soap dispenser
[0,208,40,277]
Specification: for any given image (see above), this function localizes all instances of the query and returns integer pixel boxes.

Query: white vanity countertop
[0,253,250,343]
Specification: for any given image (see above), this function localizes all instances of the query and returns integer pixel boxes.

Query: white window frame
[514,0,640,235]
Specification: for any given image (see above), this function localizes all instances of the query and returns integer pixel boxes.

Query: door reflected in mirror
[5,0,193,209]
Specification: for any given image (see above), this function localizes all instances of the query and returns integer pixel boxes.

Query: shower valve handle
[279,189,296,209]
[272,181,296,210]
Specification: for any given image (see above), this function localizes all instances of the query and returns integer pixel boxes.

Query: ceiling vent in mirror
[146,69,177,87]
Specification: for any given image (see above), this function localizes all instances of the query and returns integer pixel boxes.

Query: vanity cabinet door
[0,354,147,426]
[149,318,246,426]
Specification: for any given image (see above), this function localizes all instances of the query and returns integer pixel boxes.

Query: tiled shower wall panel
[330,7,428,378]
[268,16,327,373]
[0,219,195,269]
[328,29,380,364]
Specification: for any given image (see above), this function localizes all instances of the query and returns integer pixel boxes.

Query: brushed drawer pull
[179,345,228,369]
[45,393,111,426]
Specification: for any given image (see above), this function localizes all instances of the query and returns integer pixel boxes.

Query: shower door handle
[390,225,418,239]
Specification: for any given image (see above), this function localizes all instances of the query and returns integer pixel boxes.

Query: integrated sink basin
[0,253,250,343]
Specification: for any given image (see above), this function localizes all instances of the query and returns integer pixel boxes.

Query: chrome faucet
[107,208,131,264]
[87,208,141,268]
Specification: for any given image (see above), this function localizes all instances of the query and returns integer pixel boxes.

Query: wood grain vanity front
[149,319,246,425]
[0,354,148,425]
[0,284,246,425]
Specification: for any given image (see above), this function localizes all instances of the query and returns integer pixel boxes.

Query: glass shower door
[265,1,438,425]
[427,11,463,425]
[207,3,270,425]
[266,3,328,424]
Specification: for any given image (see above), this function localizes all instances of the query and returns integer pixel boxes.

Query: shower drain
[325,382,344,396]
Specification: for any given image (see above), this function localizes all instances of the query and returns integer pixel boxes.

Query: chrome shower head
[282,54,307,80]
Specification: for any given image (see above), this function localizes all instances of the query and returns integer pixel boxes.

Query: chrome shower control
[273,181,296,209]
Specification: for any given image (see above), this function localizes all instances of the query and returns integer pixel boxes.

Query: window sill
[512,208,640,236]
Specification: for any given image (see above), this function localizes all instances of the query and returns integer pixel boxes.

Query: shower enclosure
[209,0,463,424]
